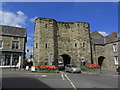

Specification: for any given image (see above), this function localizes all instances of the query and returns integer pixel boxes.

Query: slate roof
[91,31,120,45]
[91,38,104,45]
[0,25,26,38]
[105,37,120,44]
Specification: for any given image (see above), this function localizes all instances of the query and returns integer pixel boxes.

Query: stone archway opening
[60,54,71,67]
[98,56,105,67]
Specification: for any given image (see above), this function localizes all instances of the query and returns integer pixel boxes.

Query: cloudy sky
[1,2,118,58]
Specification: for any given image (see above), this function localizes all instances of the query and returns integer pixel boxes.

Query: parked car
[116,67,120,72]
[65,64,81,73]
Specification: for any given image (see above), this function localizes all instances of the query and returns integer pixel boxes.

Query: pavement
[82,68,119,77]
[1,67,119,76]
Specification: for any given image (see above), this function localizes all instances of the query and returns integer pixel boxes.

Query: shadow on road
[2,76,55,89]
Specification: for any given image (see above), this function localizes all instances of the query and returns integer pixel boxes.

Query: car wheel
[71,70,74,73]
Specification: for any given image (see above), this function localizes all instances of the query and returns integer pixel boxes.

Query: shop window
[0,41,3,49]
[0,57,5,66]
[12,41,19,49]
[5,55,11,65]
[12,55,19,65]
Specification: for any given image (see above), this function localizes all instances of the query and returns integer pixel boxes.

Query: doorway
[98,56,105,67]
[60,54,71,67]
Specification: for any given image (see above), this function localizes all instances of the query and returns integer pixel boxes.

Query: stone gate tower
[34,17,91,66]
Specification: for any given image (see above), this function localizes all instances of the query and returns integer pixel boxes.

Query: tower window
[75,43,77,47]
[45,43,47,48]
[83,43,85,47]
[45,24,47,28]
[36,43,38,48]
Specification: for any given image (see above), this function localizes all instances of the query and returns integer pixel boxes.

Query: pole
[100,66,102,74]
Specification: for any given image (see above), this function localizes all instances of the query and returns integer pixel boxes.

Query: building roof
[105,37,120,44]
[91,31,120,45]
[91,38,104,45]
[0,25,26,38]
[90,31,104,39]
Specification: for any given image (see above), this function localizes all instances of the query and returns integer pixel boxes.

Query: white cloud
[27,36,32,40]
[16,11,24,16]
[30,16,38,22]
[0,10,27,27]
[26,46,33,59]
[98,31,109,36]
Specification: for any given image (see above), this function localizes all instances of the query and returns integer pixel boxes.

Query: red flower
[38,65,57,70]
[85,64,100,68]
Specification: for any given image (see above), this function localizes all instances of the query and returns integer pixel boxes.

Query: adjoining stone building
[91,31,120,68]
[0,25,27,68]
[34,18,91,66]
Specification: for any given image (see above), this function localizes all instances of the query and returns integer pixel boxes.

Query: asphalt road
[1,69,119,90]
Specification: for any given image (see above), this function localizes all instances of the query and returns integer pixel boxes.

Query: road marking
[64,73,77,90]
[61,74,65,80]
[41,75,47,78]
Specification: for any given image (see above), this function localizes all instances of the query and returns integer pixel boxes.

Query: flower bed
[80,64,100,72]
[38,65,57,70]
[37,65,58,73]
[85,64,100,68]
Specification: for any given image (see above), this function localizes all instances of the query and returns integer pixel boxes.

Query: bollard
[26,66,29,70]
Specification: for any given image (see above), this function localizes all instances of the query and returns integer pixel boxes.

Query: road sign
[48,56,53,65]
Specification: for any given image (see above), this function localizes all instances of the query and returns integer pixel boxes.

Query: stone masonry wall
[34,18,91,66]
[57,22,91,66]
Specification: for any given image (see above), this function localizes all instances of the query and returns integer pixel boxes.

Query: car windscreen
[71,65,77,67]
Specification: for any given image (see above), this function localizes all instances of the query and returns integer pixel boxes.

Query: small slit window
[75,43,77,47]
[83,43,85,47]
[45,43,47,48]
[45,24,47,28]
[36,43,38,48]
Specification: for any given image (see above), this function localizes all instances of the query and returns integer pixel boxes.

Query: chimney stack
[111,32,117,39]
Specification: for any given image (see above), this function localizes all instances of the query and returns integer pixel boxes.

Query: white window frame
[114,56,118,65]
[113,44,117,52]
[12,41,19,49]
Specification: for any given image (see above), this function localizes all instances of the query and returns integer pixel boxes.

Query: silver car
[65,64,81,73]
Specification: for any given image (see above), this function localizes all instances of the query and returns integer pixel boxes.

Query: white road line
[61,74,65,80]
[64,73,77,90]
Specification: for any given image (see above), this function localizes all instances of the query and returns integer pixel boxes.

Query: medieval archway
[98,56,105,67]
[60,54,71,67]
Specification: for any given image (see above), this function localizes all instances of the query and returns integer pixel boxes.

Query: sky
[1,2,118,58]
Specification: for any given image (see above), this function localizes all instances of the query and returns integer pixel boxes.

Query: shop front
[0,51,22,68]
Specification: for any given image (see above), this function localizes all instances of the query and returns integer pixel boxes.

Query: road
[1,69,119,90]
